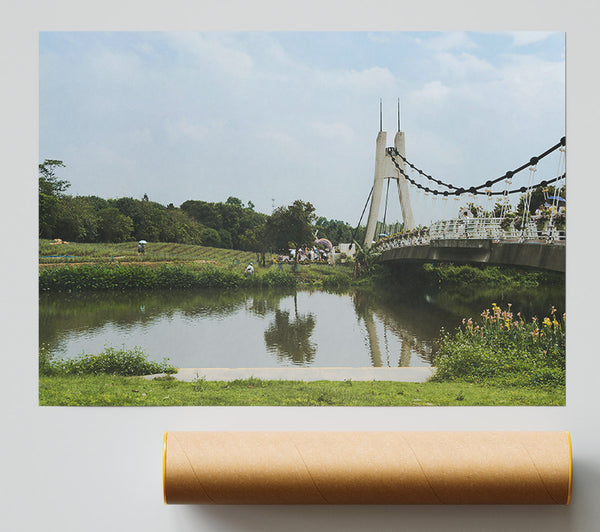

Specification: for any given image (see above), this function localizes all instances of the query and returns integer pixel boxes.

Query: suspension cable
[389,136,565,195]
[382,178,391,231]
[350,185,374,246]
[390,149,565,197]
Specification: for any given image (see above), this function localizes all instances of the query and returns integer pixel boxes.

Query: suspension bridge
[355,104,566,273]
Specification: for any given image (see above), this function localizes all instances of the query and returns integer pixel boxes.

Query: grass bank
[39,239,354,291]
[39,239,258,265]
[39,299,565,407]
[39,375,564,406]
[39,262,352,291]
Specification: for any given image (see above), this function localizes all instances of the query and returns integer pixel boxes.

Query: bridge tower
[363,105,415,248]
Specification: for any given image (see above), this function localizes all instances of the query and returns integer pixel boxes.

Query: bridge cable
[519,165,538,235]
[500,170,512,219]
[548,147,566,228]
[350,185,374,247]
[382,178,391,233]
[388,136,565,195]
[390,150,565,197]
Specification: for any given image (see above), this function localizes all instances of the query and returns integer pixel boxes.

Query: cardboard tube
[163,431,572,505]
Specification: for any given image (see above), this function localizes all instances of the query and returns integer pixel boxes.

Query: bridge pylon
[363,126,415,248]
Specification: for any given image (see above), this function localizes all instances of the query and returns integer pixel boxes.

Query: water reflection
[264,311,317,366]
[39,283,564,369]
[351,290,446,367]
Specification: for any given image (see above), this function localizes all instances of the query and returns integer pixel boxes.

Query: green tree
[161,209,203,245]
[54,196,100,242]
[181,198,267,249]
[39,159,70,238]
[314,217,356,245]
[238,224,267,253]
[516,185,565,217]
[200,227,221,247]
[97,208,134,242]
[225,196,243,207]
[264,200,316,253]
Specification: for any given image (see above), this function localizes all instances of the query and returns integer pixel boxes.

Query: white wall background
[2,1,599,531]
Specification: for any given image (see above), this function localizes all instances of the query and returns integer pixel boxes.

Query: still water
[39,286,564,369]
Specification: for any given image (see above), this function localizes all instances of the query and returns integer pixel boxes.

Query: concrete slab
[145,366,435,383]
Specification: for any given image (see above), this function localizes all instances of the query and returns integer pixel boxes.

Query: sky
[39,31,565,226]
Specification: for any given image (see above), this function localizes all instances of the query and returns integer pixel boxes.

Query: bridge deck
[379,239,565,272]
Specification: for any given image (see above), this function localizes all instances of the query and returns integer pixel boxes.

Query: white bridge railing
[372,217,565,253]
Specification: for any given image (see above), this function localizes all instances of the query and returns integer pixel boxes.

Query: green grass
[39,239,259,265]
[38,375,564,406]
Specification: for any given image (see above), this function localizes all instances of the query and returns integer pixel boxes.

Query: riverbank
[39,241,565,406]
[39,239,564,295]
[39,261,353,291]
[38,374,564,406]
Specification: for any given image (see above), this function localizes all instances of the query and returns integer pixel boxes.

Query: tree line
[39,160,363,252]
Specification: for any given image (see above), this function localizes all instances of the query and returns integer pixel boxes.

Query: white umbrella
[138,240,147,244]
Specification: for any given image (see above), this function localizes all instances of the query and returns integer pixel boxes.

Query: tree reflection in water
[264,294,317,365]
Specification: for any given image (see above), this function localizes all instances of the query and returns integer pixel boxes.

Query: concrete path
[145,366,435,383]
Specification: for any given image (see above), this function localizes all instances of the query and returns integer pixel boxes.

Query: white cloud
[436,52,495,78]
[507,31,556,47]
[164,118,209,143]
[314,66,396,93]
[90,48,144,83]
[39,32,565,224]
[493,53,564,113]
[420,32,478,52]
[310,121,356,143]
[367,32,392,44]
[412,81,450,103]
[164,32,254,79]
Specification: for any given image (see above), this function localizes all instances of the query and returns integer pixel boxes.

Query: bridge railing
[372,217,565,252]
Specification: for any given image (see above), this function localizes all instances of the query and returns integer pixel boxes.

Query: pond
[39,285,564,369]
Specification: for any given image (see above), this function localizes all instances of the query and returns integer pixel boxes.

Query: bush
[431,264,549,290]
[244,268,297,288]
[39,264,245,291]
[40,346,177,376]
[321,272,351,290]
[431,304,565,387]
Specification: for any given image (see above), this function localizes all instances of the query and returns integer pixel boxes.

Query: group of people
[282,245,331,263]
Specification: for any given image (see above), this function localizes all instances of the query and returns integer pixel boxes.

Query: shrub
[245,268,297,288]
[40,346,177,376]
[39,264,245,291]
[321,272,351,290]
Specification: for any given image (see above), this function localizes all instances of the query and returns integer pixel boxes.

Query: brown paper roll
[163,431,572,505]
